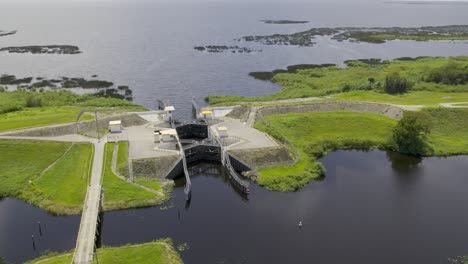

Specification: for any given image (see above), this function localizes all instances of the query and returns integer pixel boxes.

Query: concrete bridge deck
[72,141,105,264]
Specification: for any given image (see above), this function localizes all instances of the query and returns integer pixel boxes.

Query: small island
[0,45,82,54]
[239,24,468,46]
[0,30,17,37]
[0,74,133,101]
[194,45,261,53]
[260,20,309,24]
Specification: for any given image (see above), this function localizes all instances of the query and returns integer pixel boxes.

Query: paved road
[73,140,105,264]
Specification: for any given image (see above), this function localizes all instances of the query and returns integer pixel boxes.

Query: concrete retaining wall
[257,101,404,121]
[228,146,294,169]
[131,154,181,180]
[3,113,148,137]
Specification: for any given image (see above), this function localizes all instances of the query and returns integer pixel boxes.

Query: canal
[1,150,467,263]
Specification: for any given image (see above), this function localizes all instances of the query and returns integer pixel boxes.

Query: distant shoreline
[386,1,468,5]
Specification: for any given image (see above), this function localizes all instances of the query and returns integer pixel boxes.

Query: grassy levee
[331,91,468,106]
[0,90,146,132]
[0,140,71,197]
[0,140,93,214]
[102,143,168,211]
[254,108,468,191]
[116,141,129,177]
[0,107,93,132]
[425,108,468,155]
[206,56,468,105]
[25,239,183,264]
[22,143,93,214]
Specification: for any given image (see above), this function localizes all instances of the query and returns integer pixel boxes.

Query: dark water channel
[100,150,468,264]
[1,150,467,263]
[0,198,80,263]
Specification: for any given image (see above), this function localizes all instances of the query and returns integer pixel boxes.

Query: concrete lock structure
[108,120,122,133]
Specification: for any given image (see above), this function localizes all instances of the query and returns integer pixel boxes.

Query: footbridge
[72,141,105,264]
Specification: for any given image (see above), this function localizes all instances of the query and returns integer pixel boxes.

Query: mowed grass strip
[102,143,166,210]
[425,108,468,155]
[116,141,129,177]
[21,143,93,214]
[0,140,71,197]
[332,91,468,106]
[0,107,93,132]
[254,111,397,191]
[25,239,183,264]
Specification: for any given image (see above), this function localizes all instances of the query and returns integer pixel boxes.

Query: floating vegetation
[260,20,309,24]
[0,45,81,54]
[0,30,17,37]
[194,45,261,53]
[249,64,336,81]
[239,25,468,46]
[0,74,133,101]
[159,203,175,211]
[177,242,190,252]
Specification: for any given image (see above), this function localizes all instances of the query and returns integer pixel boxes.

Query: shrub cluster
[426,62,468,85]
[384,72,409,94]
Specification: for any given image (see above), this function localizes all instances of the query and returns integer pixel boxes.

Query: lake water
[2,151,467,263]
[1,2,468,117]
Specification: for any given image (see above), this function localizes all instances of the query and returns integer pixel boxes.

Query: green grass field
[254,108,468,191]
[206,56,468,105]
[425,108,468,155]
[102,143,167,211]
[0,107,93,132]
[331,91,468,106]
[116,141,129,177]
[0,140,93,214]
[21,143,93,214]
[0,140,71,197]
[0,90,147,132]
[25,239,183,264]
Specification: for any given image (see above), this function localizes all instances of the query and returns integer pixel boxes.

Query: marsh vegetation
[239,25,468,46]
[207,56,468,105]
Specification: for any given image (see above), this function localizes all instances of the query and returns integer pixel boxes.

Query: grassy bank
[0,107,93,132]
[206,56,468,105]
[102,143,168,211]
[254,108,468,191]
[0,140,93,214]
[254,111,396,191]
[0,90,146,132]
[116,141,129,177]
[25,238,183,264]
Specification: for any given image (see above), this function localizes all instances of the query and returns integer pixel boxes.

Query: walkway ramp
[73,141,105,264]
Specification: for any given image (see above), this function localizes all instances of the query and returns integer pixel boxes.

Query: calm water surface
[1,2,468,116]
[0,198,80,263]
[100,151,468,264]
[1,151,467,263]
